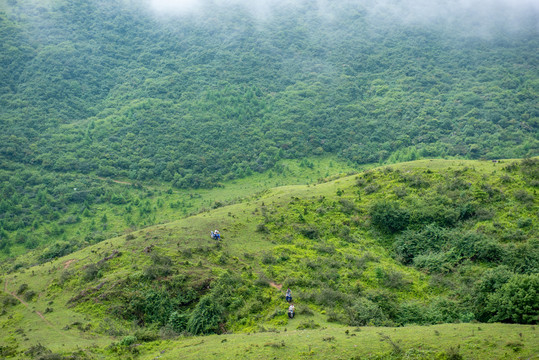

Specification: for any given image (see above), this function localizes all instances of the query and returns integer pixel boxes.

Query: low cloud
[367,0,539,32]
[148,0,539,34]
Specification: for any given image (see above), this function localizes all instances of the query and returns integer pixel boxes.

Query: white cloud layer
[148,0,539,33]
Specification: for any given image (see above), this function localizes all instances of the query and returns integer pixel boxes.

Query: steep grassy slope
[0,156,357,262]
[0,158,537,359]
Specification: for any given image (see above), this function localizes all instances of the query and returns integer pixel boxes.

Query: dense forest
[1,0,537,182]
[1,0,537,258]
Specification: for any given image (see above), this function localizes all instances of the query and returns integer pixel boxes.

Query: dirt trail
[63,259,77,269]
[269,282,282,291]
[97,176,132,185]
[3,277,53,327]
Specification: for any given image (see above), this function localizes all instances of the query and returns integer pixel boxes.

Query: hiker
[211,229,221,240]
[288,303,295,319]
[285,288,292,302]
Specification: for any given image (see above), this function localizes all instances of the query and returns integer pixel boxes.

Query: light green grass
[3,155,358,263]
[135,323,539,360]
[1,158,536,359]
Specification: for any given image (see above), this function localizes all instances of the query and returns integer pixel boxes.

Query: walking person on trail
[285,288,292,302]
[288,303,295,318]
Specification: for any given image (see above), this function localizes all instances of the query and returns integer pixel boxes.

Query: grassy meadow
[1,158,537,359]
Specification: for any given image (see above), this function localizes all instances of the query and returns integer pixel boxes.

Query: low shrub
[119,335,137,346]
[83,263,102,281]
[395,301,426,325]
[168,311,190,332]
[16,283,28,295]
[347,298,387,326]
[296,304,314,316]
[485,273,539,324]
[23,290,36,302]
[425,298,460,324]
[513,189,534,203]
[297,320,320,330]
[370,201,410,234]
[187,295,224,335]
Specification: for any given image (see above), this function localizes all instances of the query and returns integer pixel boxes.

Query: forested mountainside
[0,2,538,356]
[1,0,538,188]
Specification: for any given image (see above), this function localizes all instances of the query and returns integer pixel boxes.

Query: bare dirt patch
[63,259,77,269]
[269,282,282,291]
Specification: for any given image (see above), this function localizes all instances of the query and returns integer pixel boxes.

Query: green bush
[134,326,160,342]
[395,301,426,325]
[186,295,224,335]
[413,252,453,273]
[375,268,412,289]
[394,224,449,264]
[168,311,190,332]
[347,298,387,326]
[474,266,514,322]
[314,287,352,307]
[472,239,505,263]
[513,189,534,203]
[411,201,460,227]
[425,298,460,324]
[296,320,320,330]
[486,273,539,324]
[125,288,180,326]
[296,304,314,316]
[23,290,36,302]
[504,240,539,274]
[143,264,173,280]
[83,263,101,281]
[298,225,320,239]
[370,201,410,234]
[16,283,28,295]
[39,242,74,262]
[396,225,504,270]
[119,335,137,346]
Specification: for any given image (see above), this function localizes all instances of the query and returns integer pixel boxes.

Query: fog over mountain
[149,0,539,34]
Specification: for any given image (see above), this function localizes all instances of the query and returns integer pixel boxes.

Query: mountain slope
[1,0,538,189]
[1,158,537,358]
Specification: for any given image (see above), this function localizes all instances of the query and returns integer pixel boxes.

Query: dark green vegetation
[1,0,538,263]
[0,0,538,357]
[1,0,538,232]
[1,159,537,359]
[0,155,356,260]
[2,0,537,177]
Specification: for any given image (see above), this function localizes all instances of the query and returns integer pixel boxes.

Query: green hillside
[0,156,358,262]
[0,0,538,358]
[1,0,538,184]
[1,159,537,359]
[1,0,538,263]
